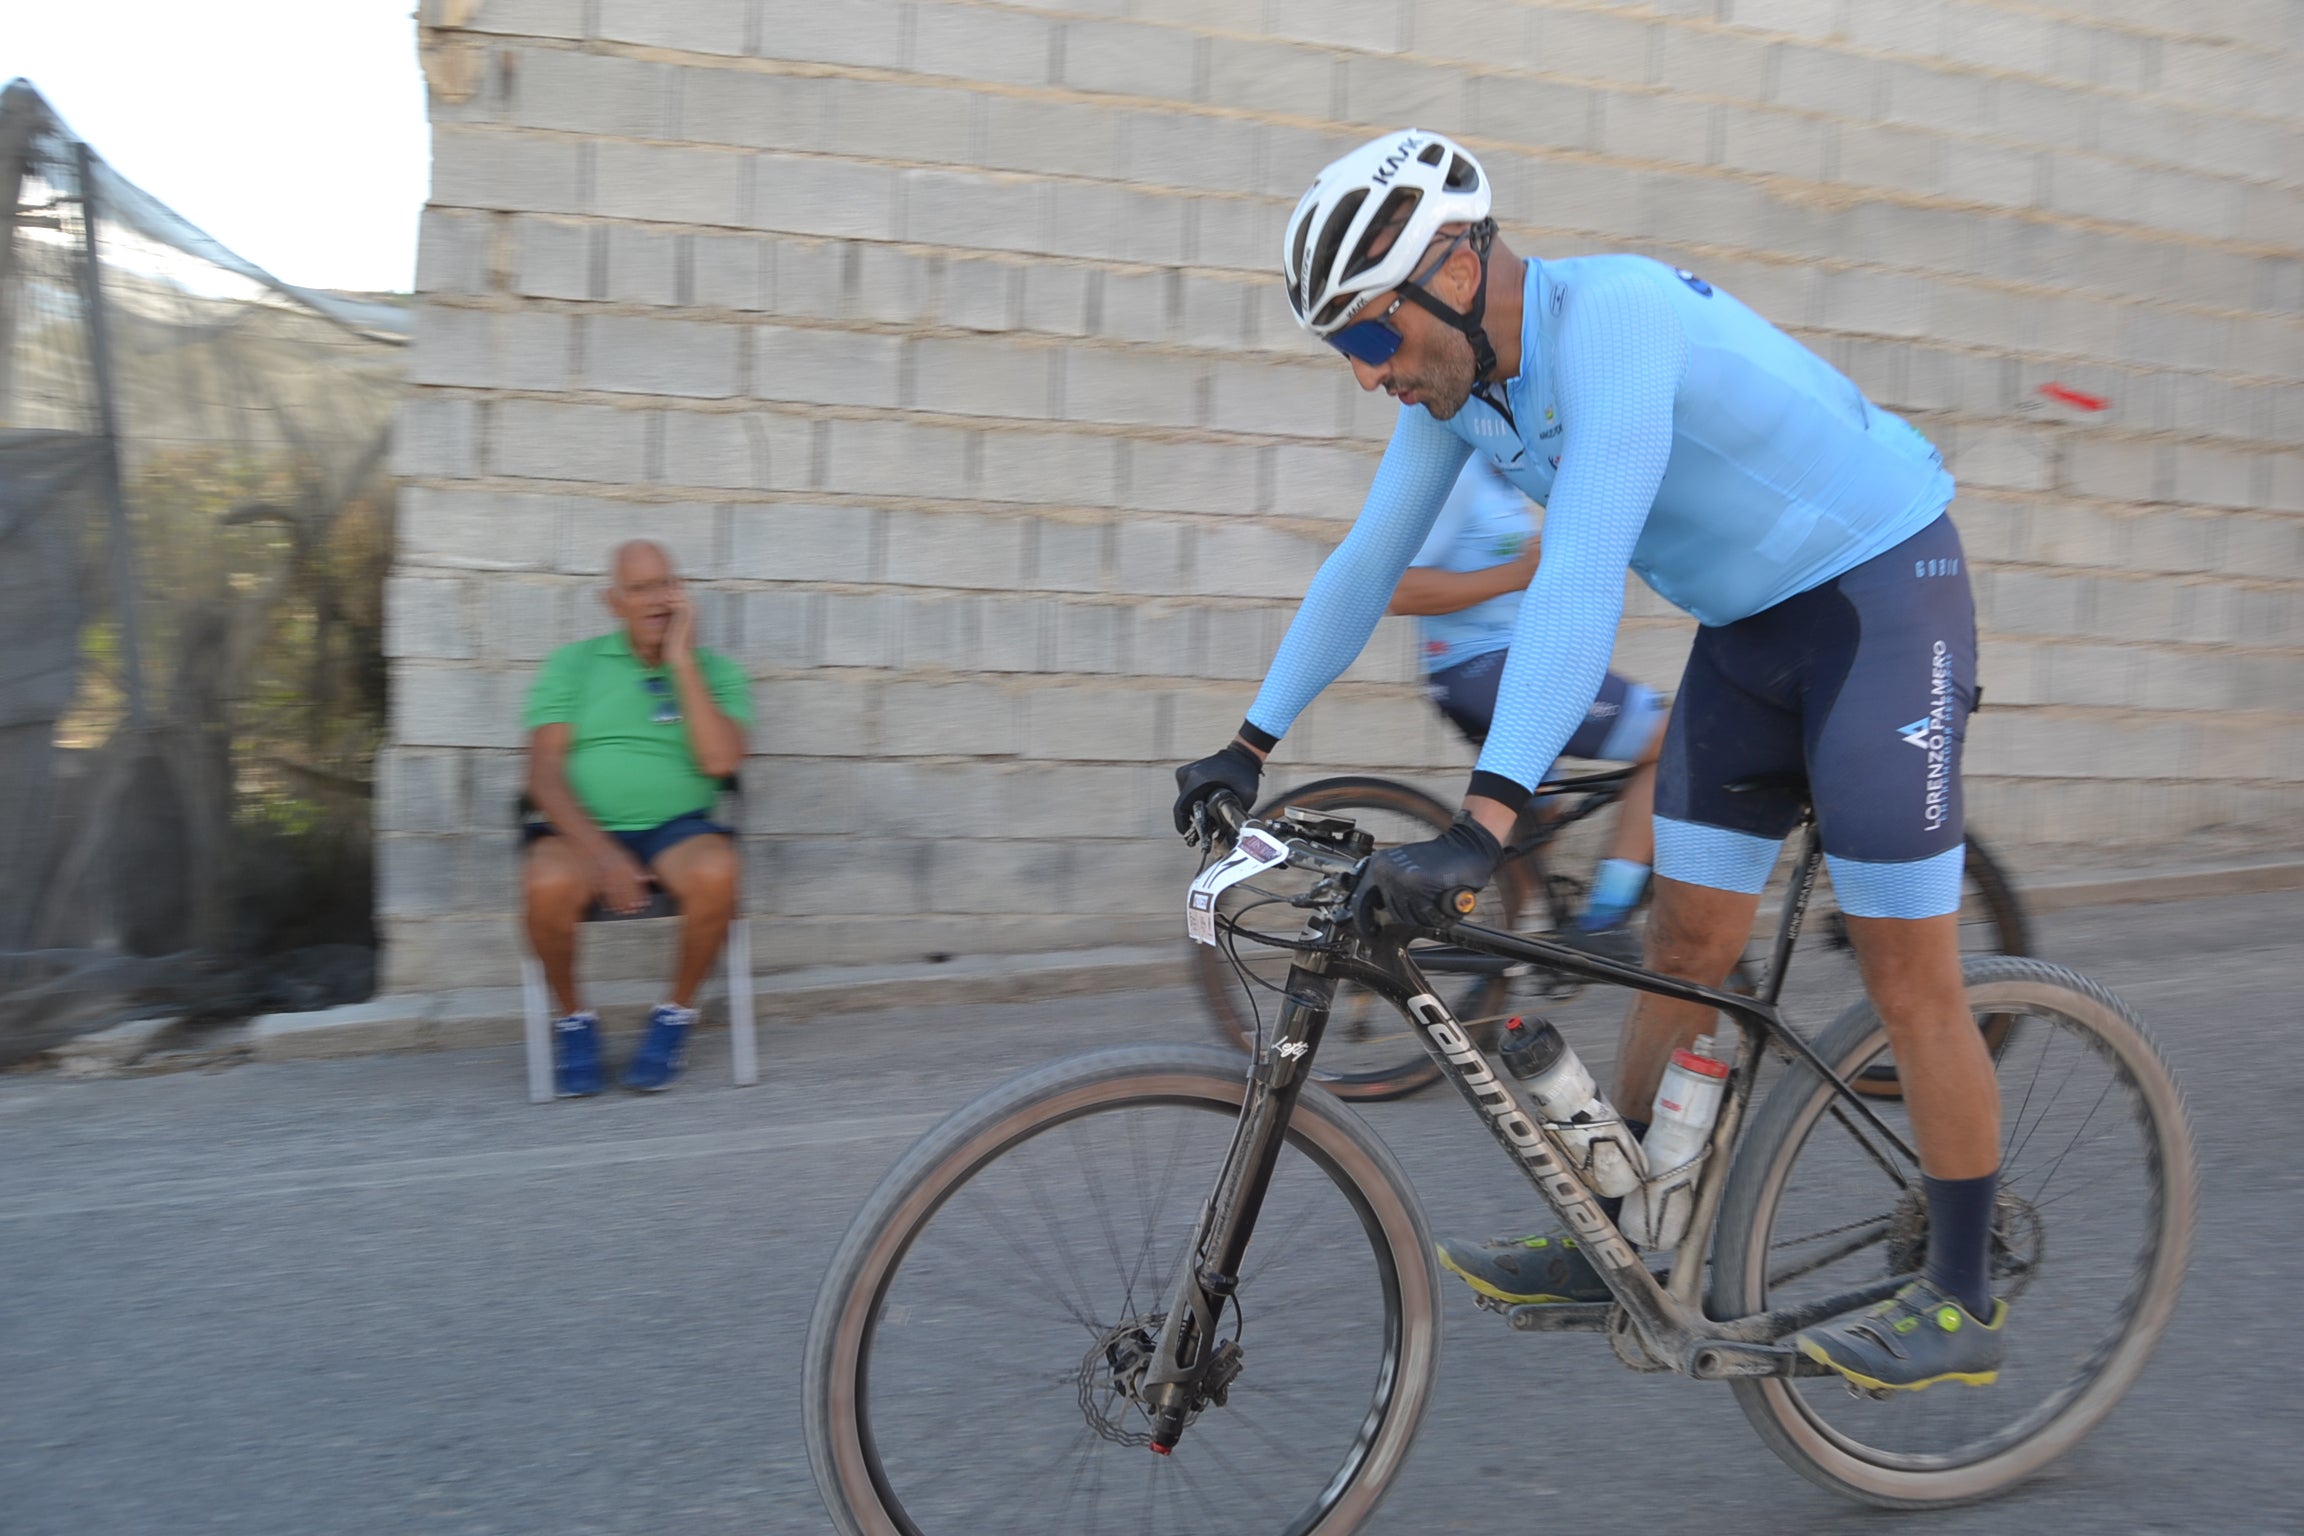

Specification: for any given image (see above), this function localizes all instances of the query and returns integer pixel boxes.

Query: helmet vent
[1342,187,1422,284]
[1306,187,1369,307]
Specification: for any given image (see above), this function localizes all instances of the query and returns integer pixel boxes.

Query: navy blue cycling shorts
[1653,513,1977,919]
[1428,654,1666,766]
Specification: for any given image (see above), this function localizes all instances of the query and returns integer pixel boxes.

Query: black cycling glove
[1172,740,1263,835]
[1351,811,1502,934]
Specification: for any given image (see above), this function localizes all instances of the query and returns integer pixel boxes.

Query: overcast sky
[8,0,429,293]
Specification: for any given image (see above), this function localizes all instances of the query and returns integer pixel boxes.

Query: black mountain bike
[1193,766,2031,1101]
[806,791,2191,1532]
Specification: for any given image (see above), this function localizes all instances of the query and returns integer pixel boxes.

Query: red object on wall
[2038,382,2111,411]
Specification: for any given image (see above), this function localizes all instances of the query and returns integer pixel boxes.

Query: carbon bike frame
[1142,814,1925,1448]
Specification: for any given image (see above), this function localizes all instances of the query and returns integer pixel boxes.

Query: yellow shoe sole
[1435,1245,1586,1306]
[1794,1337,2000,1392]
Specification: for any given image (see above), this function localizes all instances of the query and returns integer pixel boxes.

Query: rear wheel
[804,1045,1443,1536]
[1191,778,1523,1100]
[1711,958,2195,1508]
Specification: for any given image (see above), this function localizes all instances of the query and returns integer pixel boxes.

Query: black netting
[0,80,406,1061]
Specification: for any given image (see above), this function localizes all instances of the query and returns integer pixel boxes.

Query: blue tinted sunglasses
[1321,229,1473,367]
[1327,295,1407,365]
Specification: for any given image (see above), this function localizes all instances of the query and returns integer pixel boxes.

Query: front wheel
[805,1045,1443,1536]
[1711,958,2196,1508]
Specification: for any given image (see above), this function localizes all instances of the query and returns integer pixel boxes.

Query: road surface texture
[3,888,2295,1535]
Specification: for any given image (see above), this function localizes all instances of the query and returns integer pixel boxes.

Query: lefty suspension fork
[1140,951,1337,1452]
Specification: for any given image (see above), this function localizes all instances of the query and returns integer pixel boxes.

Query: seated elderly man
[521,540,752,1095]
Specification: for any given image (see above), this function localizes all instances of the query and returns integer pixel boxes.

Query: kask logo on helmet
[1369,134,1425,186]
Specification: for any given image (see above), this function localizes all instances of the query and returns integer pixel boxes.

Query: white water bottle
[1498,1017,1647,1198]
[1621,1034,1734,1250]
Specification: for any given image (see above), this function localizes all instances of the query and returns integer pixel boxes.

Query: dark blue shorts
[1427,655,1667,766]
[524,810,730,868]
[1653,513,1977,918]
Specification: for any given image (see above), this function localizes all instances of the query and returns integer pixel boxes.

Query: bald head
[604,539,683,659]
[610,539,676,588]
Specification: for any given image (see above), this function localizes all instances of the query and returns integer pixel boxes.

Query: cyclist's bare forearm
[1387,548,1540,617]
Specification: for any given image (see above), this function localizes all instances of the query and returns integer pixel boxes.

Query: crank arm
[1684,1340,1838,1380]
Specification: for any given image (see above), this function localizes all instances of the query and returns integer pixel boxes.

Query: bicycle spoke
[1070,1122,1141,1313]
[1999,1011,2061,1167]
[967,1176,1102,1334]
[1195,1428,1293,1524]
[1234,1193,1323,1291]
[1821,1098,1914,1189]
[1765,1217,1892,1289]
[1122,1105,1198,1311]
[2018,1071,2122,1205]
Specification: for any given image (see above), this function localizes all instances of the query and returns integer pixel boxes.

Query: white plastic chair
[516,782,757,1102]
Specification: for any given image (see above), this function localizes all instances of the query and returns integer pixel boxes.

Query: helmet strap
[1394,219,1516,432]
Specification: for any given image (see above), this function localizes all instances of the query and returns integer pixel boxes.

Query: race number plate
[1186,827,1291,946]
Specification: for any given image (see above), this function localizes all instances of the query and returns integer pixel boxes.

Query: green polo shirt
[522,633,754,831]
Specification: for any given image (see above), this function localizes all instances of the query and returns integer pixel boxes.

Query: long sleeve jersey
[1245,254,1955,795]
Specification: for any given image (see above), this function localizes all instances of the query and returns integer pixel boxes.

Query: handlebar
[1193,790,1482,931]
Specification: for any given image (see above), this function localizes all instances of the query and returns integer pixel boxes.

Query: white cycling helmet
[1283,128,1492,340]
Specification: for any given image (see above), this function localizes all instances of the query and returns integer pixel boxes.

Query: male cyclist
[1393,453,1670,960]
[1174,129,2004,1392]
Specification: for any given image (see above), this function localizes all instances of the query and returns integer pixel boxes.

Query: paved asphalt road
[3,888,2297,1536]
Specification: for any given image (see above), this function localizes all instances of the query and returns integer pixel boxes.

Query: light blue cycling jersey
[1409,457,1536,674]
[1247,254,1955,796]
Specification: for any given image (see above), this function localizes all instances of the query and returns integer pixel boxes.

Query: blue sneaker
[622,1003,696,1092]
[553,1011,604,1097]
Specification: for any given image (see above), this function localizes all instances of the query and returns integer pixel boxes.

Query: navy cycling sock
[1922,1171,1999,1317]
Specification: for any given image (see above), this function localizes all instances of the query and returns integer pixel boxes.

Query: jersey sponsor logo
[1897,717,1931,750]
[1675,268,1713,296]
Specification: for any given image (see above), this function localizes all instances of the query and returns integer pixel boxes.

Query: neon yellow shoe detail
[1792,1280,2007,1392]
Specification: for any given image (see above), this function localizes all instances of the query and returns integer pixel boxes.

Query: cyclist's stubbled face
[1347,302,1478,421]
[1340,232,1482,421]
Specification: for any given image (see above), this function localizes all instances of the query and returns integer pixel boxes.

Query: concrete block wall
[388,0,2302,987]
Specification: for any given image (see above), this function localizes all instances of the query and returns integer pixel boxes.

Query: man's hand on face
[663,583,696,663]
[589,843,654,916]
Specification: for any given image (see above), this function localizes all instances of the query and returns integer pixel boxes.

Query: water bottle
[1621,1034,1735,1250]
[1498,1017,1646,1198]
